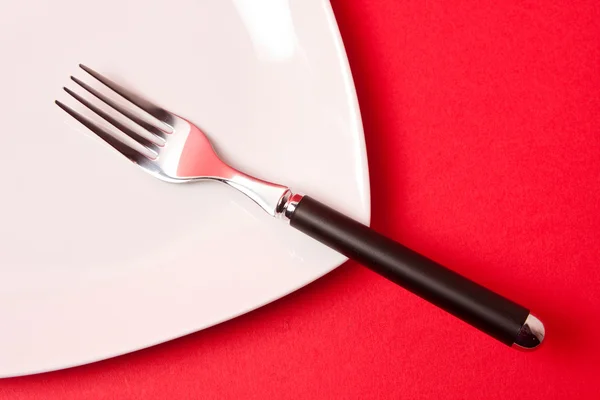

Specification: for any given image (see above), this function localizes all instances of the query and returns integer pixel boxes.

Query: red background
[2,0,599,398]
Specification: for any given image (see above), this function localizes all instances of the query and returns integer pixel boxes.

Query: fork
[56,64,545,350]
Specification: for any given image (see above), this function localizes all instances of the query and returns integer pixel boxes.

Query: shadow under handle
[288,196,544,350]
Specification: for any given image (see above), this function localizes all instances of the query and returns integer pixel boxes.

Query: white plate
[0,0,370,377]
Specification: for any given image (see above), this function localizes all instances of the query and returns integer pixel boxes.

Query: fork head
[56,64,292,217]
[56,64,231,183]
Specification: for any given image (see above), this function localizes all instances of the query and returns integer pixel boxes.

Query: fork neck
[219,168,293,217]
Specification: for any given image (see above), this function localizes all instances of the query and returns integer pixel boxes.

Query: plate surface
[0,0,369,377]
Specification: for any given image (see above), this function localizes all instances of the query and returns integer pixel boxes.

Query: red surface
[2,0,600,398]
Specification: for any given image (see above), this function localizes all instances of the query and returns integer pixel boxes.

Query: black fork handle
[288,196,544,349]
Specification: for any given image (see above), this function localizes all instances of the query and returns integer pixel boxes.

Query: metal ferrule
[279,192,304,221]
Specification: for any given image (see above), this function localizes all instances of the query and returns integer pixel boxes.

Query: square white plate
[0,0,370,377]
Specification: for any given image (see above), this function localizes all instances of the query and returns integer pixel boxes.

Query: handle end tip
[513,314,545,351]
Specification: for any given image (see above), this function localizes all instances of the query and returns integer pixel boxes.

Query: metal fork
[56,64,545,350]
[57,64,292,217]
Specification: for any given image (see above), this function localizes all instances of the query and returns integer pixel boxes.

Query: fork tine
[71,75,170,140]
[63,87,162,154]
[79,64,172,129]
[55,100,148,163]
